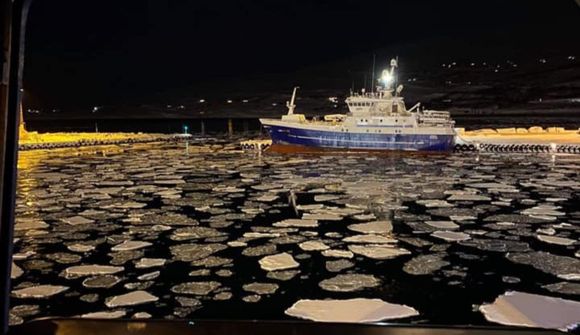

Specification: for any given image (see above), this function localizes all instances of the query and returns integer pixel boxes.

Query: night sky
[23,0,580,111]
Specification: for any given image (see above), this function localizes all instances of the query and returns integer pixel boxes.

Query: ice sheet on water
[242,283,279,295]
[459,239,530,252]
[63,265,124,279]
[259,253,299,271]
[111,241,152,251]
[61,216,94,225]
[431,231,471,242]
[11,263,23,280]
[302,213,343,221]
[285,298,419,323]
[425,221,459,230]
[81,310,126,319]
[267,270,300,281]
[343,235,397,244]
[138,271,160,281]
[67,243,95,253]
[242,244,278,257]
[542,282,580,295]
[506,251,580,280]
[325,259,354,273]
[105,290,158,308]
[536,234,576,246]
[273,219,318,228]
[190,256,232,268]
[170,243,227,262]
[12,285,69,299]
[14,218,48,230]
[135,258,166,269]
[170,227,226,241]
[479,291,580,331]
[171,281,221,295]
[347,221,393,234]
[82,275,121,289]
[299,241,330,251]
[319,274,380,292]
[403,254,449,275]
[348,245,411,260]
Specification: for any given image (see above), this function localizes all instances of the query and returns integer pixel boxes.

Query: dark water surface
[10,142,580,327]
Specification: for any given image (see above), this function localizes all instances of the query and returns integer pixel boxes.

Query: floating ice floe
[11,262,23,280]
[243,295,261,303]
[542,282,580,295]
[285,298,419,323]
[273,219,318,228]
[259,252,299,271]
[319,274,380,292]
[243,232,280,239]
[343,234,397,244]
[431,231,471,242]
[302,213,343,221]
[348,245,411,260]
[416,200,454,208]
[326,259,354,272]
[536,235,576,246]
[403,254,449,275]
[506,251,580,280]
[479,291,580,331]
[242,283,279,295]
[138,271,160,281]
[135,258,166,269]
[81,310,126,319]
[256,194,279,202]
[227,241,247,247]
[111,240,152,252]
[522,205,566,217]
[299,241,330,251]
[133,312,152,319]
[171,226,227,241]
[242,244,278,257]
[267,270,300,281]
[347,221,392,234]
[170,243,227,262]
[425,221,459,230]
[171,281,221,295]
[459,239,530,252]
[14,218,48,230]
[67,243,95,253]
[447,194,491,201]
[82,275,121,289]
[105,290,158,307]
[61,216,94,225]
[12,285,69,298]
[63,265,124,279]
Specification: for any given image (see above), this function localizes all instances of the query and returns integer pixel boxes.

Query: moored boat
[260,59,456,151]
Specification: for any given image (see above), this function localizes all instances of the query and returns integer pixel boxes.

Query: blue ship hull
[265,124,455,151]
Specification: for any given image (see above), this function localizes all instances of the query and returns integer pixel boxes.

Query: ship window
[380,119,383,122]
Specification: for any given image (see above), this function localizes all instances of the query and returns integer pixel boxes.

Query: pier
[18,132,190,151]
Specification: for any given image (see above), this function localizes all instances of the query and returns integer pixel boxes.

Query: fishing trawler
[260,59,456,151]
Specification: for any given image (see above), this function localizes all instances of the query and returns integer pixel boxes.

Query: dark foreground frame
[7,319,563,335]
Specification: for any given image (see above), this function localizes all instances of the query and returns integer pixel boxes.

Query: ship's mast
[286,86,299,115]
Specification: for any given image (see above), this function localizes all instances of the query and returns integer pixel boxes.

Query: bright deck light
[380,72,393,85]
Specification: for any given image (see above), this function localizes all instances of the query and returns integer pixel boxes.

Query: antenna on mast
[286,86,299,115]
[371,54,376,93]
